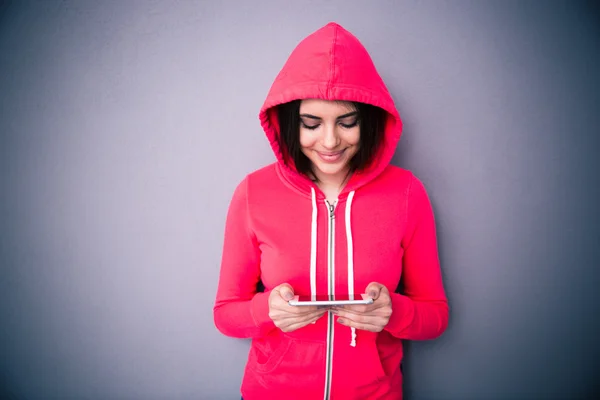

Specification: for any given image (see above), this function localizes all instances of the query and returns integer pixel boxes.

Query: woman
[213,22,449,400]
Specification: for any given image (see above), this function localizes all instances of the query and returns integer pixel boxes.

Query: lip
[316,149,346,163]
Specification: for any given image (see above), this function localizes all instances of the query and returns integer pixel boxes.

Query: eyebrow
[299,111,358,120]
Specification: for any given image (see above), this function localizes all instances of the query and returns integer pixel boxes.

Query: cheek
[344,129,360,146]
[299,130,316,148]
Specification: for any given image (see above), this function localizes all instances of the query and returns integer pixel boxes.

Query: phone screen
[288,294,373,306]
[296,294,367,302]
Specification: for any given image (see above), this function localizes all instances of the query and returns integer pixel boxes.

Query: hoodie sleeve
[213,176,275,338]
[384,175,449,340]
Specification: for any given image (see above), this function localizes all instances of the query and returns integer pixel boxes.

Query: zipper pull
[328,202,335,219]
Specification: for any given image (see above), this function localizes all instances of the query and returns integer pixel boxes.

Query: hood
[259,22,403,198]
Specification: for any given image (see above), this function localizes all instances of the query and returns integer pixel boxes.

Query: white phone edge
[288,296,373,306]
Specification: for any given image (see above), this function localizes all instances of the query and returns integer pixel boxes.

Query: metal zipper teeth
[324,200,336,400]
[324,311,334,399]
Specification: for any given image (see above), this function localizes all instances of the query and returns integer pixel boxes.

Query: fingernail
[368,291,377,298]
[337,318,345,324]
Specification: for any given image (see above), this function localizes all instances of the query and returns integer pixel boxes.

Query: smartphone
[288,294,373,306]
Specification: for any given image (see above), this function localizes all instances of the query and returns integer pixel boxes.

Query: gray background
[1,0,599,399]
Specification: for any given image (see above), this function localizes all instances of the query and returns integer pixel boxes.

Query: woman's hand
[332,282,393,332]
[268,283,328,332]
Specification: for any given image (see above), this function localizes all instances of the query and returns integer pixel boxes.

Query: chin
[314,164,348,178]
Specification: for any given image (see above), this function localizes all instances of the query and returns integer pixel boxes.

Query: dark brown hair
[276,100,387,180]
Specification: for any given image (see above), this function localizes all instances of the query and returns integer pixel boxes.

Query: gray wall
[1,1,598,399]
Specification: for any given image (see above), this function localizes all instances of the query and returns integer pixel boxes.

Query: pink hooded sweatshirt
[214,22,449,400]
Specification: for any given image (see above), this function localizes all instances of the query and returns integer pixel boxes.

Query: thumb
[278,283,295,301]
[365,282,383,300]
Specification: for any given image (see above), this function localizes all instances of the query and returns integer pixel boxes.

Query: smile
[316,149,346,163]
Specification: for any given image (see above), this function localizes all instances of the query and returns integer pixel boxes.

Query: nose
[321,124,340,150]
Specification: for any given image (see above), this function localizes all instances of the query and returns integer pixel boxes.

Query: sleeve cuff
[250,291,275,331]
[385,292,416,334]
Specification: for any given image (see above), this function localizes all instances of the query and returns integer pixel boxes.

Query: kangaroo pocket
[247,332,326,392]
[331,330,387,395]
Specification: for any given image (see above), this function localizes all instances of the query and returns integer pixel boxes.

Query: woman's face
[299,99,360,182]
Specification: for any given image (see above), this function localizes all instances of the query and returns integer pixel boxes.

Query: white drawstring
[346,191,356,347]
[310,188,318,301]
[309,188,357,347]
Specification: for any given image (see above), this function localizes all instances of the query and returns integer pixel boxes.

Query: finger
[280,311,327,322]
[334,295,389,312]
[277,283,295,301]
[281,312,326,332]
[331,307,390,320]
[332,302,382,313]
[365,282,383,300]
[272,301,323,315]
[332,309,388,325]
[272,308,327,321]
[336,317,383,332]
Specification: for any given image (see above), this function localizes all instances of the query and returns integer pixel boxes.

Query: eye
[339,119,358,129]
[301,122,320,130]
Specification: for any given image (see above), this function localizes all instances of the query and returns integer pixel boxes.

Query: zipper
[324,199,336,400]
